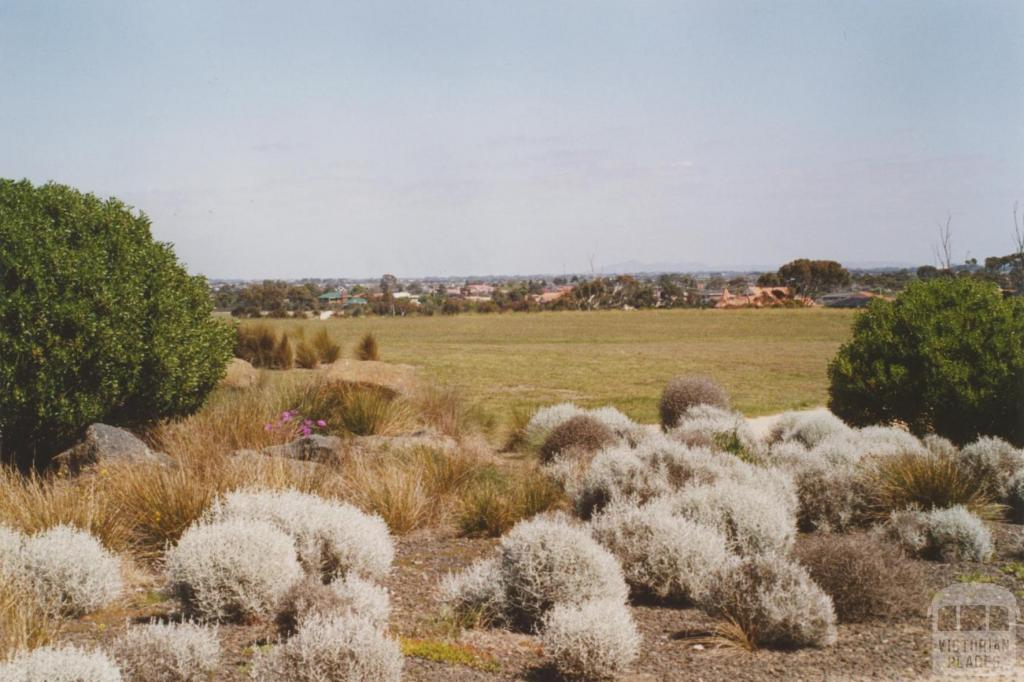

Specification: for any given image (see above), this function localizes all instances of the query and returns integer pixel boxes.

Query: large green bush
[0,179,234,465]
[828,277,1024,446]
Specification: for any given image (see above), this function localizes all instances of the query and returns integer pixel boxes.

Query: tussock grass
[0,574,64,659]
[412,384,492,440]
[457,466,565,537]
[865,451,1004,521]
[342,446,482,533]
[311,328,342,364]
[356,332,380,361]
[293,380,415,437]
[236,325,294,369]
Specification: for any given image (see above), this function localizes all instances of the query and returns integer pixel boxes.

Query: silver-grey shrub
[767,410,851,449]
[112,621,219,682]
[960,437,1024,500]
[204,489,394,581]
[251,615,402,682]
[889,506,992,562]
[0,525,23,578]
[165,518,303,622]
[0,645,122,682]
[1007,469,1024,523]
[706,553,837,649]
[669,481,796,556]
[590,498,735,604]
[670,405,759,458]
[440,557,508,627]
[17,525,122,616]
[497,515,629,630]
[541,599,640,680]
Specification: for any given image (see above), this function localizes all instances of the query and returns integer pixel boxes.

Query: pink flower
[316,419,327,427]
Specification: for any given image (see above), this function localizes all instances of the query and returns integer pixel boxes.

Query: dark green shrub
[828,278,1024,445]
[0,179,233,465]
[538,415,615,463]
[355,332,380,361]
[658,375,729,430]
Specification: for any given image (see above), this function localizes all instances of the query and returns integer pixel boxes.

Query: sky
[1,1,1023,279]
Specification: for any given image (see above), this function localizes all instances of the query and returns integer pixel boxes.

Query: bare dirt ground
[60,523,1024,681]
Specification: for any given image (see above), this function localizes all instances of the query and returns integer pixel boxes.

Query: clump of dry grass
[311,328,342,364]
[0,573,64,659]
[356,332,380,361]
[412,384,494,440]
[457,466,566,537]
[864,450,1004,521]
[293,380,415,437]
[501,408,533,453]
[342,446,483,533]
[294,340,320,369]
[236,325,294,369]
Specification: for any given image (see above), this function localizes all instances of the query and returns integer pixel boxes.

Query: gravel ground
[56,524,1024,681]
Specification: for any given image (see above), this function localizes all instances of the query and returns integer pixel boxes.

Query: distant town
[210,254,1021,317]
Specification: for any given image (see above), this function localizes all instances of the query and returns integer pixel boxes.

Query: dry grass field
[247,308,856,424]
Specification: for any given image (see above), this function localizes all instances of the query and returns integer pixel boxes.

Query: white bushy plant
[329,575,391,631]
[590,497,735,604]
[525,403,586,449]
[541,599,640,680]
[112,621,219,682]
[706,554,837,649]
[17,525,122,616]
[854,426,925,457]
[586,406,641,442]
[670,481,796,556]
[204,489,393,581]
[251,615,402,682]
[923,434,959,458]
[1007,470,1024,523]
[889,507,992,562]
[440,557,508,627]
[572,445,671,518]
[0,645,122,682]
[670,405,758,458]
[165,518,303,622]
[497,515,628,629]
[767,410,851,448]
[960,437,1024,500]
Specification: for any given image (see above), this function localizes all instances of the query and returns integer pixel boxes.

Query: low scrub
[670,481,796,556]
[204,488,394,582]
[0,571,63,661]
[590,498,734,604]
[251,614,403,682]
[165,518,303,622]
[112,620,220,682]
[541,599,640,680]
[659,375,729,430]
[706,554,837,650]
[0,645,121,682]
[889,506,993,563]
[539,415,615,464]
[795,533,926,622]
[276,575,390,635]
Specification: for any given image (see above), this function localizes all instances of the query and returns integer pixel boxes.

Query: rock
[262,434,344,462]
[54,424,172,473]
[220,357,259,389]
[229,448,323,476]
[323,359,418,396]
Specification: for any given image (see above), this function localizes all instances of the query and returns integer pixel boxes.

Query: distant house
[713,286,811,308]
[465,283,495,297]
[819,291,889,308]
[318,290,345,306]
[344,297,368,307]
[445,287,463,298]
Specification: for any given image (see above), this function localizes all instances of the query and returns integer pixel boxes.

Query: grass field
[246,309,857,424]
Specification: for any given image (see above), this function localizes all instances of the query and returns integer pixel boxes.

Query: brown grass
[311,328,342,364]
[457,466,566,537]
[293,379,415,437]
[0,574,63,659]
[864,450,1005,521]
[356,331,380,361]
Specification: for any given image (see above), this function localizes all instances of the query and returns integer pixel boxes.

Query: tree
[0,179,234,466]
[828,277,1024,446]
[775,259,851,298]
[916,265,940,281]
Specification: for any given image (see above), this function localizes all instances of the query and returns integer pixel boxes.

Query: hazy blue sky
[2,1,1022,278]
